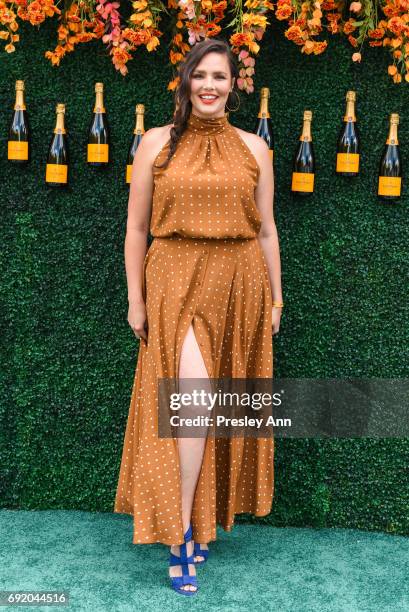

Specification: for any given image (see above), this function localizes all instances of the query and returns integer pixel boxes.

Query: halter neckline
[187,111,229,136]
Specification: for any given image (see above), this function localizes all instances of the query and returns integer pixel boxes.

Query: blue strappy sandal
[169,523,199,596]
[194,542,210,565]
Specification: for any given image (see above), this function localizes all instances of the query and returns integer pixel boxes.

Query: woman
[114,37,283,596]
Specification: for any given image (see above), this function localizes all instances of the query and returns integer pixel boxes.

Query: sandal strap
[183,523,193,542]
[169,537,198,592]
[169,551,194,567]
[180,556,198,587]
[171,574,198,588]
[194,542,209,559]
[179,540,190,564]
[181,573,198,587]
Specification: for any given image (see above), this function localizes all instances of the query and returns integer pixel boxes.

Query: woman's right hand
[128,299,148,343]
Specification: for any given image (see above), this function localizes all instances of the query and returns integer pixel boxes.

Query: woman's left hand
[272,307,282,336]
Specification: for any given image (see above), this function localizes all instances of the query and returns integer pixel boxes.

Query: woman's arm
[125,128,159,304]
[253,137,283,305]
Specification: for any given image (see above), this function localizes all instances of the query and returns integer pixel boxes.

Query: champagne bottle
[378,113,402,201]
[45,103,69,187]
[87,82,110,166]
[126,104,145,184]
[8,80,30,164]
[336,90,360,176]
[255,87,274,163]
[291,110,315,196]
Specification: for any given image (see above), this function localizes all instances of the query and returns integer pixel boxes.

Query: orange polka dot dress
[114,110,274,546]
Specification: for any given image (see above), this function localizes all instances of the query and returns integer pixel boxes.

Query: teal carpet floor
[0,510,407,611]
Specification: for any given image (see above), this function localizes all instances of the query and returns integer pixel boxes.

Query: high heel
[194,542,210,565]
[169,523,199,596]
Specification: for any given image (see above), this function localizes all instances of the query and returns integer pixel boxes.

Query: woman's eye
[193,75,225,79]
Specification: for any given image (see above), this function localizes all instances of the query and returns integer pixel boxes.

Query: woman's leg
[169,323,210,591]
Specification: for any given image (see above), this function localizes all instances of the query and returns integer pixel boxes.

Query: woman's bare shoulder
[232,125,267,151]
[232,125,270,169]
[143,124,174,161]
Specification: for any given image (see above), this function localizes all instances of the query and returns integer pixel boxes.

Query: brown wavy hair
[153,37,239,170]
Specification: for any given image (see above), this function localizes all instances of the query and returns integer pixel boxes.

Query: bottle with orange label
[255,87,274,164]
[378,113,402,201]
[87,82,110,166]
[45,103,69,188]
[291,110,315,196]
[8,80,30,165]
[336,90,360,176]
[126,104,145,185]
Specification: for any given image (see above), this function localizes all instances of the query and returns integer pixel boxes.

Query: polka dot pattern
[150,111,262,240]
[113,112,274,547]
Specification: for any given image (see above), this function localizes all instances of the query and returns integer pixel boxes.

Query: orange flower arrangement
[1,0,409,87]
[44,2,104,67]
[276,0,409,83]
[281,0,328,56]
[340,0,409,83]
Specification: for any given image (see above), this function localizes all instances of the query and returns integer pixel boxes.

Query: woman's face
[189,52,235,119]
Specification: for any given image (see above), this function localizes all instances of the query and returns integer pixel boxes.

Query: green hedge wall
[1,16,408,535]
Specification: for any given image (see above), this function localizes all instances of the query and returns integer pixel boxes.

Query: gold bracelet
[272,301,284,308]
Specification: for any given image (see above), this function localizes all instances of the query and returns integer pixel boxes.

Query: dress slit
[175,315,213,394]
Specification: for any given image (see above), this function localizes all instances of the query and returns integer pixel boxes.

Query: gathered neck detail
[151,107,261,239]
[187,111,229,136]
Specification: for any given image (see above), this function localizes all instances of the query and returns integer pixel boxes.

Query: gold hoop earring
[225,89,240,112]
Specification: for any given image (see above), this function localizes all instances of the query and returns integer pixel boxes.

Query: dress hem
[113,507,272,545]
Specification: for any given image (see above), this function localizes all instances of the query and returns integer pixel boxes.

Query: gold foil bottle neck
[135,104,145,134]
[14,81,26,110]
[386,114,399,145]
[344,92,356,122]
[300,110,312,141]
[94,86,105,113]
[54,104,66,133]
[258,87,270,118]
